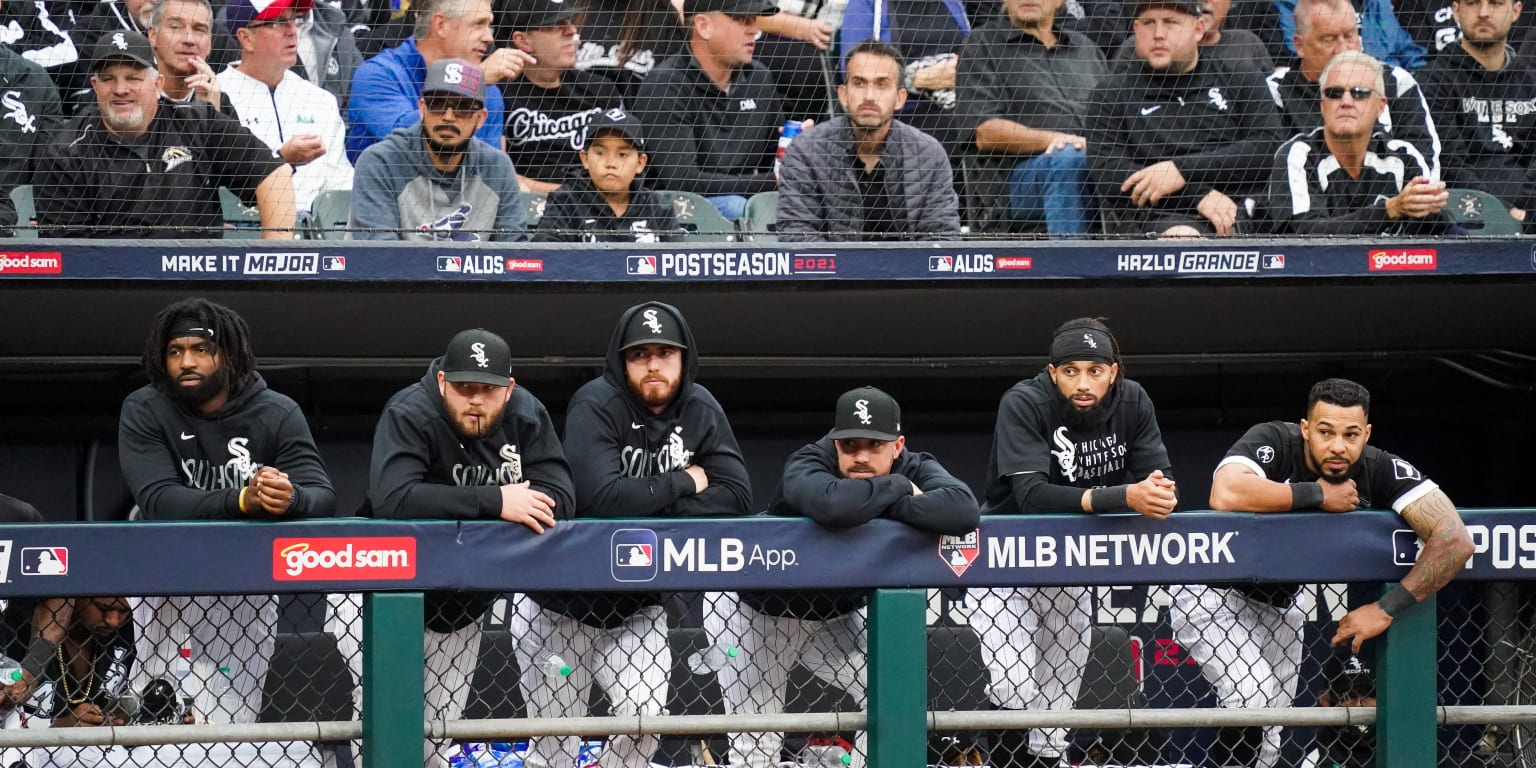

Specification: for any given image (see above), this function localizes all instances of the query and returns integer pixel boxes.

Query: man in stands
[148,0,235,112]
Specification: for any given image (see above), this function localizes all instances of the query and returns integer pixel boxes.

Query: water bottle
[800,740,853,767]
[208,664,243,724]
[685,642,739,675]
[487,741,522,767]
[516,636,571,681]
[774,120,804,175]
[0,655,23,686]
[576,740,603,768]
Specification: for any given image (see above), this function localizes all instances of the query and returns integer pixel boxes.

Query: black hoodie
[740,435,981,620]
[982,370,1173,514]
[366,357,575,631]
[532,174,683,243]
[118,373,335,520]
[532,302,753,627]
[1419,45,1536,210]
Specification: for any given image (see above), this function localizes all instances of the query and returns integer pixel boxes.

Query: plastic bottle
[800,742,853,767]
[516,637,571,681]
[576,740,603,768]
[208,664,243,724]
[487,741,522,767]
[0,655,23,686]
[685,642,740,675]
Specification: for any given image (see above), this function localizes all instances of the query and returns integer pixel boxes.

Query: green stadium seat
[1447,188,1522,237]
[522,191,547,228]
[7,185,36,239]
[743,191,778,242]
[219,186,262,240]
[307,189,352,240]
[658,190,738,242]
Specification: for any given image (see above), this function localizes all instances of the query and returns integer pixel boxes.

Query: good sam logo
[1368,249,1437,271]
[273,537,416,580]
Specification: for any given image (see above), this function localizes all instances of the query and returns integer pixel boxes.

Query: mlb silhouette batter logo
[611,529,658,582]
[21,547,68,576]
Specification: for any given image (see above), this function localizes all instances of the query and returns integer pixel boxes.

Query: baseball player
[978,318,1176,768]
[717,386,980,768]
[118,298,335,728]
[1172,377,1473,768]
[520,301,752,768]
[364,328,575,767]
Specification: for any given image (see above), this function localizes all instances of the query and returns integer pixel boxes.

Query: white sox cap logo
[1083,333,1097,349]
[470,342,489,368]
[642,309,663,334]
[854,399,871,425]
[112,32,129,49]
[444,62,464,84]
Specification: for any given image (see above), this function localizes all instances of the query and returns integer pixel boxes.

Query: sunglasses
[1322,85,1375,100]
[423,97,482,115]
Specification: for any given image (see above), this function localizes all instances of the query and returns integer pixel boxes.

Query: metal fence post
[363,592,424,768]
[869,588,926,768]
[1376,588,1436,768]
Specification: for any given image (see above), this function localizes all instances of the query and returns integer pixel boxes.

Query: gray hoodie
[349,124,525,241]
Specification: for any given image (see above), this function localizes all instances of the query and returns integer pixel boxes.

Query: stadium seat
[522,191,548,228]
[218,187,263,240]
[1447,188,1522,236]
[307,189,352,240]
[743,191,779,242]
[658,190,738,242]
[7,185,36,239]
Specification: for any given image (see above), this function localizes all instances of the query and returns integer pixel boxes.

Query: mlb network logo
[626,255,658,275]
[437,256,462,273]
[20,547,68,576]
[612,529,658,582]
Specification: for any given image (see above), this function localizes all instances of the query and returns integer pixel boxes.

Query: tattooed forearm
[1400,489,1474,598]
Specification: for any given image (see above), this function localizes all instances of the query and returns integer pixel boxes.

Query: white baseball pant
[974,586,1092,759]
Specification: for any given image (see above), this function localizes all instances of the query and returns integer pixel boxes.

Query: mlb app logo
[612,529,658,582]
[322,256,346,271]
[437,256,462,273]
[929,255,953,272]
[1392,530,1421,566]
[20,547,68,576]
[626,255,657,275]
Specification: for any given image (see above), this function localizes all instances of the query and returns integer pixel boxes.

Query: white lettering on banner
[160,254,220,272]
[243,252,319,275]
[658,252,792,277]
[1460,524,1536,569]
[0,540,11,583]
[662,537,795,572]
[986,532,1237,569]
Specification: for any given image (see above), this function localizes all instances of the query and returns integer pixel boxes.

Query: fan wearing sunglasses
[1269,50,1451,234]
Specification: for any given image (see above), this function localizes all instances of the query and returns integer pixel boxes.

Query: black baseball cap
[1133,0,1204,16]
[93,30,156,71]
[685,0,779,16]
[585,108,645,150]
[828,386,902,442]
[619,303,687,351]
[505,0,585,33]
[442,329,512,386]
[1323,653,1376,699]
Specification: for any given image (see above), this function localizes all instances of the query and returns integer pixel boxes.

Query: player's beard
[1055,388,1112,431]
[445,400,506,442]
[169,366,229,409]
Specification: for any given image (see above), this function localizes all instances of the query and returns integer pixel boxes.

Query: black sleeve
[1385,67,1442,180]
[269,403,336,518]
[780,442,913,527]
[668,396,753,517]
[1174,70,1288,200]
[368,405,502,520]
[1086,78,1141,211]
[889,451,981,534]
[629,69,778,196]
[531,191,582,242]
[991,389,1092,513]
[1368,447,1440,512]
[118,395,242,520]
[954,31,1007,137]
[1221,421,1289,479]
[1125,386,1175,482]
[565,396,696,517]
[517,393,577,521]
[205,109,285,203]
[1006,472,1091,513]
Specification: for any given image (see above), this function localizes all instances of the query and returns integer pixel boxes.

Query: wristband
[1377,584,1419,618]
[286,485,299,513]
[20,636,56,679]
[238,487,249,514]
[1089,485,1129,513]
[1290,481,1325,510]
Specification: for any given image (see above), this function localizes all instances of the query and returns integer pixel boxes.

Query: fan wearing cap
[976,317,1176,768]
[1299,653,1377,768]
[33,30,298,238]
[630,0,797,221]
[521,301,751,768]
[500,0,624,194]
[533,108,682,242]
[1173,377,1471,768]
[351,57,526,240]
[217,0,355,214]
[716,386,979,768]
[119,298,334,727]
[363,328,573,767]
[1086,0,1286,236]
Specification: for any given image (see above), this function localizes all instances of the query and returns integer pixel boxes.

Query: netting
[1,0,1529,241]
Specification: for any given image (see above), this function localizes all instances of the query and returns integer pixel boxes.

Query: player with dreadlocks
[119,297,334,728]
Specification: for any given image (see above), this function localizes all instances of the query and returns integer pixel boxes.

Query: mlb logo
[929,255,953,272]
[437,256,462,273]
[322,256,346,271]
[1392,530,1421,566]
[20,547,68,576]
[1262,254,1285,269]
[611,529,658,582]
[626,255,657,275]
[939,530,981,577]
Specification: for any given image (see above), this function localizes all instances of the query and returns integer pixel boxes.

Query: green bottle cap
[219,666,231,674]
[558,665,572,677]
[839,753,851,765]
[726,646,739,659]
[4,669,20,684]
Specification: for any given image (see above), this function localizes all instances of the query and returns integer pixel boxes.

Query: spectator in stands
[218,0,353,214]
[148,0,235,112]
[57,0,153,113]
[521,301,752,768]
[631,0,790,221]
[0,41,61,235]
[344,0,531,162]
[534,108,683,241]
[1276,0,1427,67]
[976,318,1176,768]
[719,386,979,768]
[119,298,335,728]
[839,0,969,156]
[957,0,1106,235]
[0,0,77,73]
[1178,377,1471,768]
[1270,51,1450,234]
[1268,0,1441,176]
[603,0,691,99]
[351,58,524,239]
[33,31,299,238]
[1114,0,1277,71]
[502,0,625,194]
[1088,0,1286,236]
[1420,0,1536,226]
[280,0,363,107]
[778,40,959,241]
[754,0,846,120]
[365,328,574,768]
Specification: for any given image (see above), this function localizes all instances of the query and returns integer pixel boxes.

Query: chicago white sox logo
[1083,333,1097,349]
[854,399,871,425]
[470,342,489,368]
[111,32,129,49]
[642,309,663,334]
[1051,427,1079,482]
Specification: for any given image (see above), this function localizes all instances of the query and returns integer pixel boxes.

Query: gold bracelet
[239,487,249,514]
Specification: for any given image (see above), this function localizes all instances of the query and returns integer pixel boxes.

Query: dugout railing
[0,511,1531,768]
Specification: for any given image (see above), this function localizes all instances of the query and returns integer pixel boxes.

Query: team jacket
[367,358,575,631]
[0,46,60,230]
[1087,57,1286,220]
[1266,61,1442,179]
[1419,46,1536,210]
[740,435,980,620]
[1217,421,1439,605]
[1269,127,1449,236]
[118,373,336,520]
[982,371,1173,514]
[532,174,682,243]
[350,125,525,241]
[532,302,753,627]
